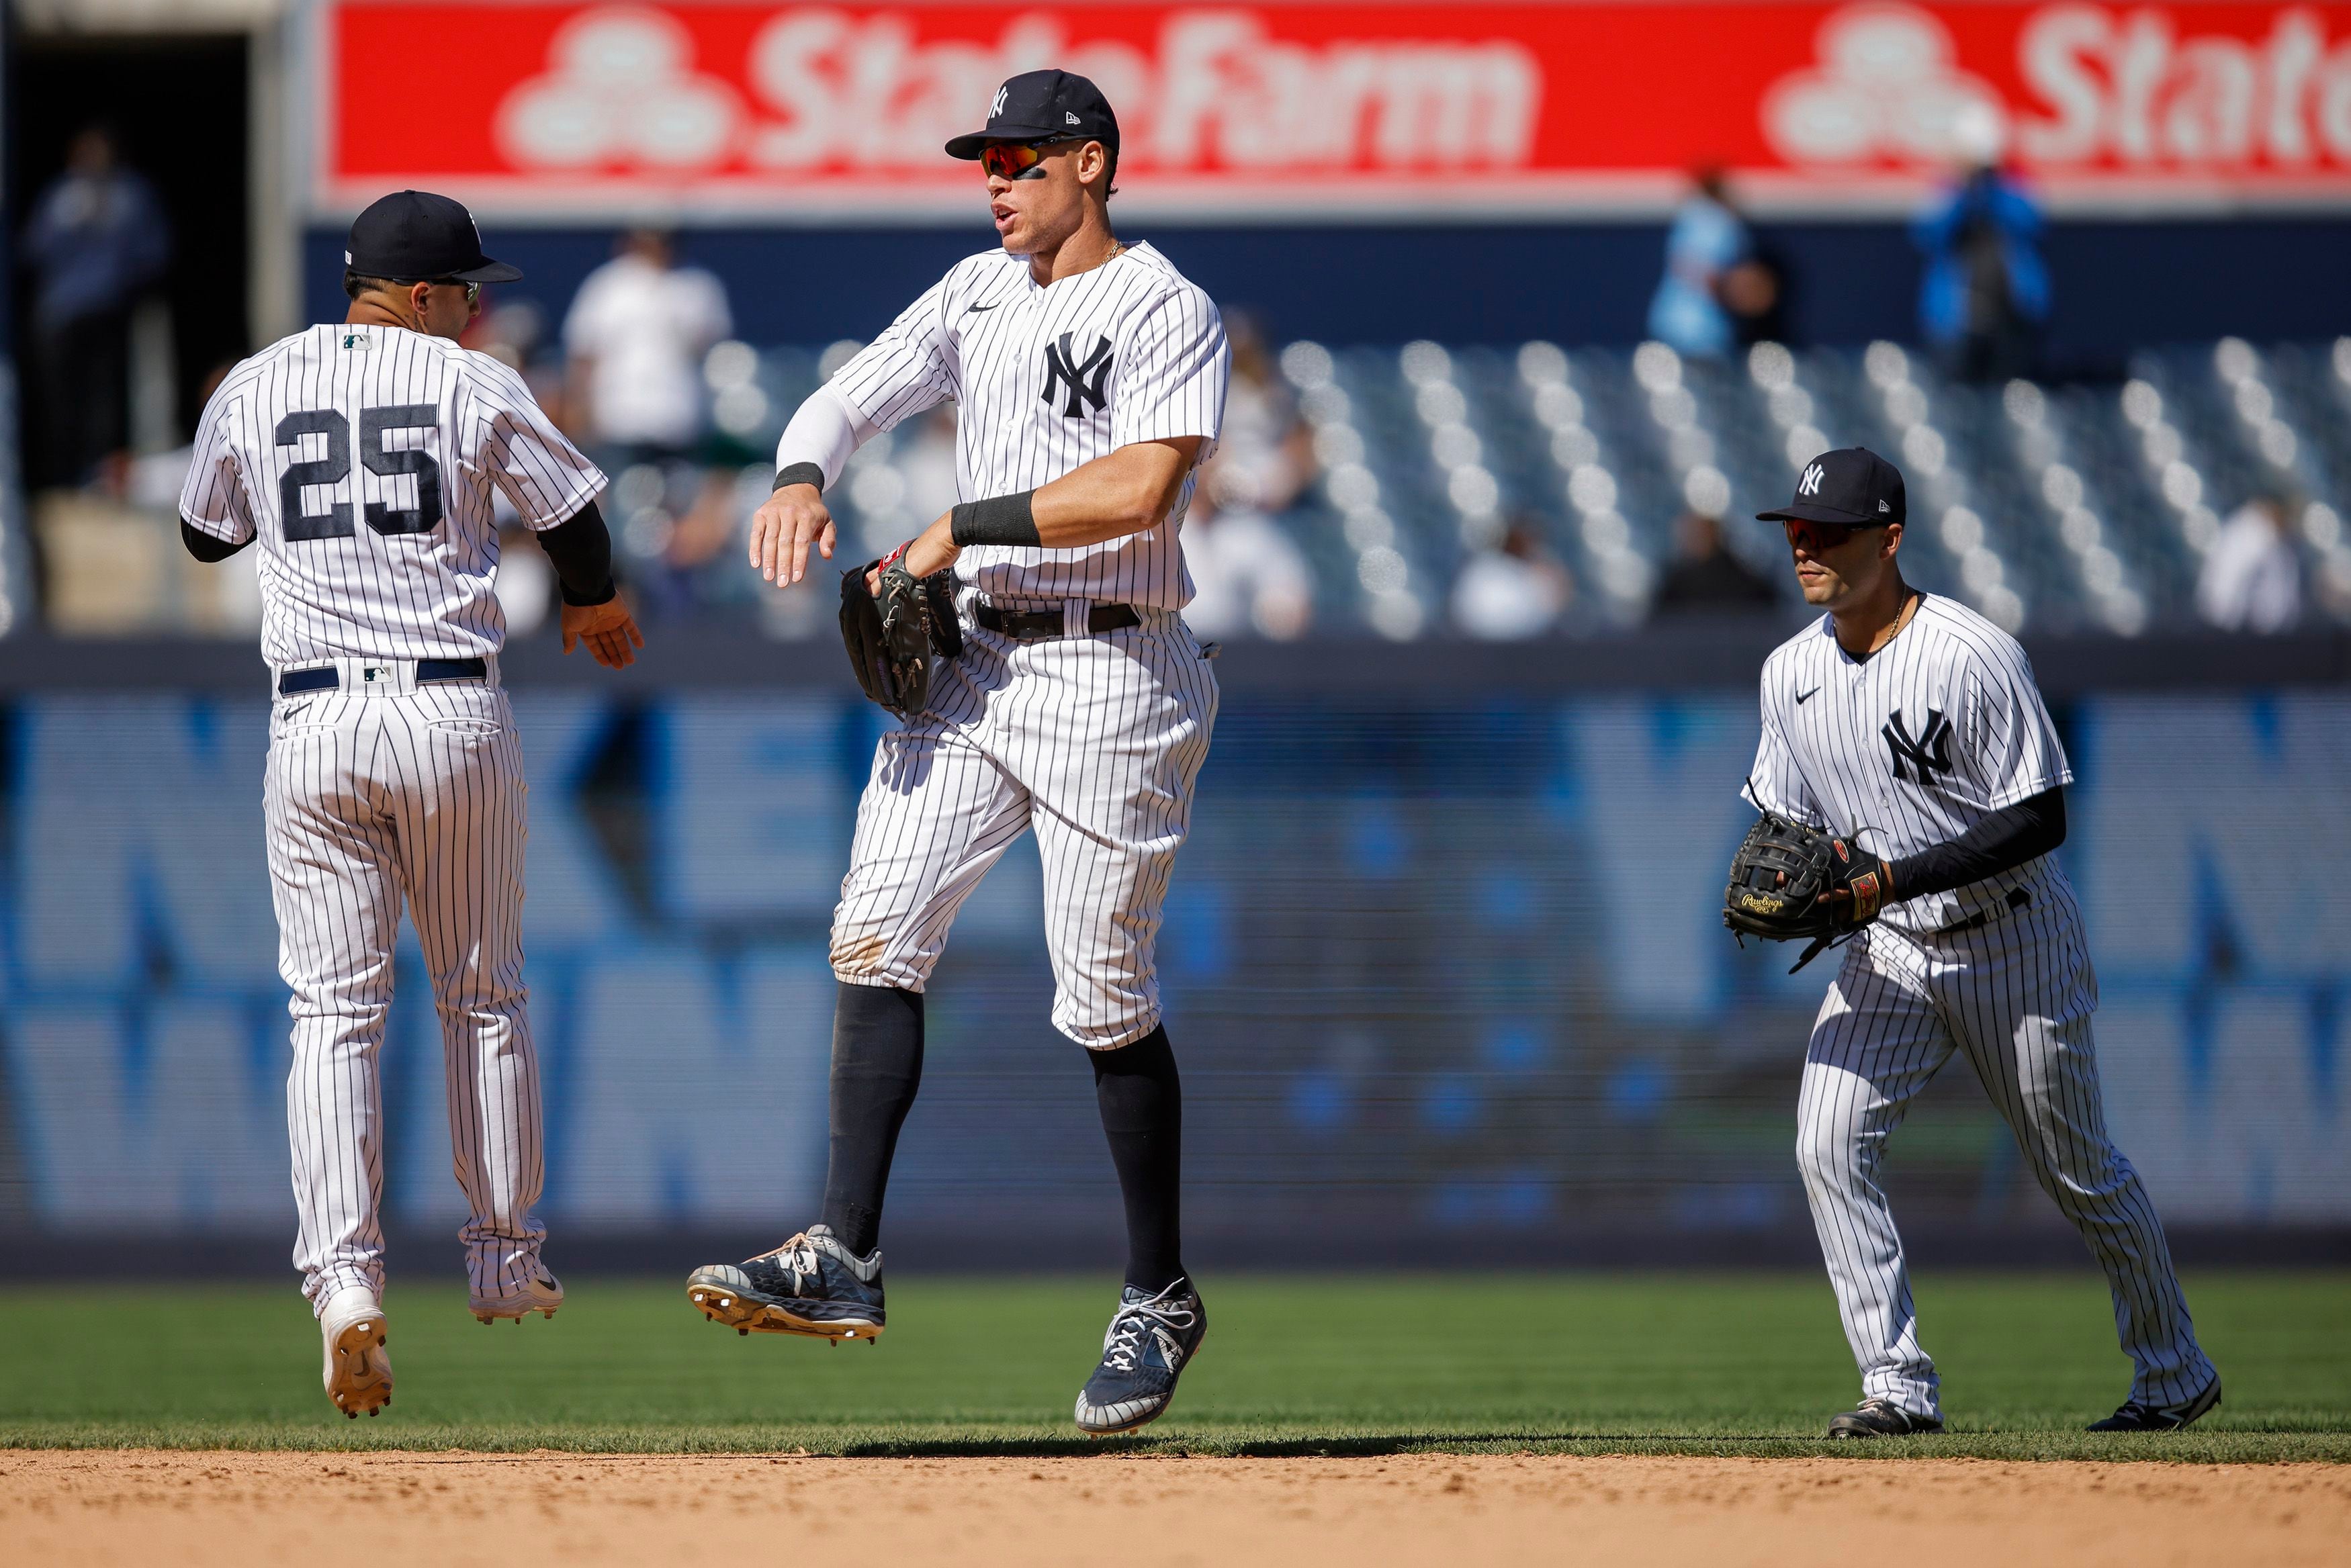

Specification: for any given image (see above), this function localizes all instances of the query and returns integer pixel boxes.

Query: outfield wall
[0,644,2341,1261]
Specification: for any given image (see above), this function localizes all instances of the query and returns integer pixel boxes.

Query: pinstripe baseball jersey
[1744,593,2074,936]
[181,324,606,666]
[827,242,1228,609]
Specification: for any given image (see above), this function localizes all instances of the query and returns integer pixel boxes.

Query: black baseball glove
[839,550,963,718]
[1722,810,1892,972]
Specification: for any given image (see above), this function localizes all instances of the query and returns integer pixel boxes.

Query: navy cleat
[1073,1279,1206,1436]
[2088,1379,2221,1432]
[684,1224,885,1342]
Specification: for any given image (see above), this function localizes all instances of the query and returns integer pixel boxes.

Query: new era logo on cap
[1757,447,1907,529]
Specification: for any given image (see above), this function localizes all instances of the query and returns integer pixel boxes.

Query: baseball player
[1739,447,2221,1436]
[682,69,1227,1436]
[178,191,644,1418]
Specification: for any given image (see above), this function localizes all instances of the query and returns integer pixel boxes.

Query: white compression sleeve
[774,383,875,492]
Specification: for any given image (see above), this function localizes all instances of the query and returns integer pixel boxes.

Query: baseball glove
[840,549,963,718]
[1722,810,1891,972]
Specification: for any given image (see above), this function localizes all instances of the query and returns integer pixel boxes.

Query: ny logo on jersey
[1883,707,1955,785]
[1798,463,1824,496]
[1042,332,1114,418]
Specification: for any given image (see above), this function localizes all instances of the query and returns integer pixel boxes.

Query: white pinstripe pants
[830,609,1218,1049]
[1796,884,2215,1418]
[265,681,545,1312]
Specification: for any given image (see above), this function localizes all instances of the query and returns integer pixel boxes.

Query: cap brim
[449,259,525,283]
[1755,502,1886,526]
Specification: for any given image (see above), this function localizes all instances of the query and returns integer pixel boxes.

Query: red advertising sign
[314,1,2351,217]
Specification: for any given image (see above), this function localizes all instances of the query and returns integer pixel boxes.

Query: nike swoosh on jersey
[1795,686,1822,704]
[965,301,1004,313]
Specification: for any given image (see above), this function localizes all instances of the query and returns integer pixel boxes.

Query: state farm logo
[1765,2,2351,171]
[497,7,745,168]
[494,5,1540,175]
[1763,4,2008,166]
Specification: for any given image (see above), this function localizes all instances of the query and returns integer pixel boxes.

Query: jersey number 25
[274,406,443,542]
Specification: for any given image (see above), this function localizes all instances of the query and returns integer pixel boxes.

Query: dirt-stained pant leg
[830,723,1033,992]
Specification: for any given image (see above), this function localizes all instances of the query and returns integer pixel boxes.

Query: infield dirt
[3,1450,2342,1566]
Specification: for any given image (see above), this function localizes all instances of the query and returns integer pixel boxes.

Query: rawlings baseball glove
[1722,810,1892,972]
[840,549,963,718]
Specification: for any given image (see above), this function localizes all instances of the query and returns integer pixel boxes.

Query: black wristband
[558,576,618,608]
[773,462,825,493]
[949,490,1042,548]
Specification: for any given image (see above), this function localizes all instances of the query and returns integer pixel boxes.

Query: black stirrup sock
[1090,1025,1186,1296]
[818,983,924,1258]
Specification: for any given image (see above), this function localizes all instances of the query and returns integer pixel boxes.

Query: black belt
[973,602,1141,640]
[1939,886,2031,935]
[277,657,488,696]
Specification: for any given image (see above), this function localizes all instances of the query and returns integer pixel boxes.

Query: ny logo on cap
[992,85,1009,117]
[1798,463,1824,496]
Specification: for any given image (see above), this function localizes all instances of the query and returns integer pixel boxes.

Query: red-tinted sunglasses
[979,135,1084,182]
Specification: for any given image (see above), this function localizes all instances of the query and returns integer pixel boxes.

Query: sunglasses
[394,277,483,305]
[979,135,1085,182]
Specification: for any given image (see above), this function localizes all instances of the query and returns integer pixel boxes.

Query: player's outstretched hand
[562,596,645,670]
[752,483,838,587]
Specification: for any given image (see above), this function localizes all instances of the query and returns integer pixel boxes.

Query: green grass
[3,1272,2345,1460]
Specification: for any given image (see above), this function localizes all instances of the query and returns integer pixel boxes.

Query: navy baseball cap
[1757,447,1906,528]
[944,69,1119,159]
[346,190,523,283]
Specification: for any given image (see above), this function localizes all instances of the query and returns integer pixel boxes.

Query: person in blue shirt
[1913,152,2049,383]
[20,125,171,486]
[1648,169,1754,361]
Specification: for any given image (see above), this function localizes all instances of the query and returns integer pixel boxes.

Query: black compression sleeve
[179,519,251,563]
[774,462,825,493]
[1888,788,2066,899]
[537,501,618,606]
[949,490,1041,547]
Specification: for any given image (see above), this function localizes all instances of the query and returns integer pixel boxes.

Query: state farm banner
[312,1,2351,219]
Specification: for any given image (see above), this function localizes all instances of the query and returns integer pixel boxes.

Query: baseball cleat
[2088,1379,2221,1432]
[1073,1279,1206,1436]
[1826,1397,1943,1438]
[319,1286,393,1420]
[684,1224,885,1342]
[469,1265,564,1325]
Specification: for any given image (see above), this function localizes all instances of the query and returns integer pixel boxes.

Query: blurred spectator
[495,522,557,637]
[1200,313,1313,513]
[1914,107,2049,383]
[1452,519,1572,639]
[1651,512,1781,616]
[1720,244,1788,350]
[562,228,732,461]
[1184,503,1313,641]
[894,404,962,542]
[19,125,170,488]
[1646,169,1752,361]
[2197,496,2302,634]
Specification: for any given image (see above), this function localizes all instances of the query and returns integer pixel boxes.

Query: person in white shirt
[2196,496,2302,634]
[1184,501,1313,639]
[1452,519,1572,639]
[562,228,732,459]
